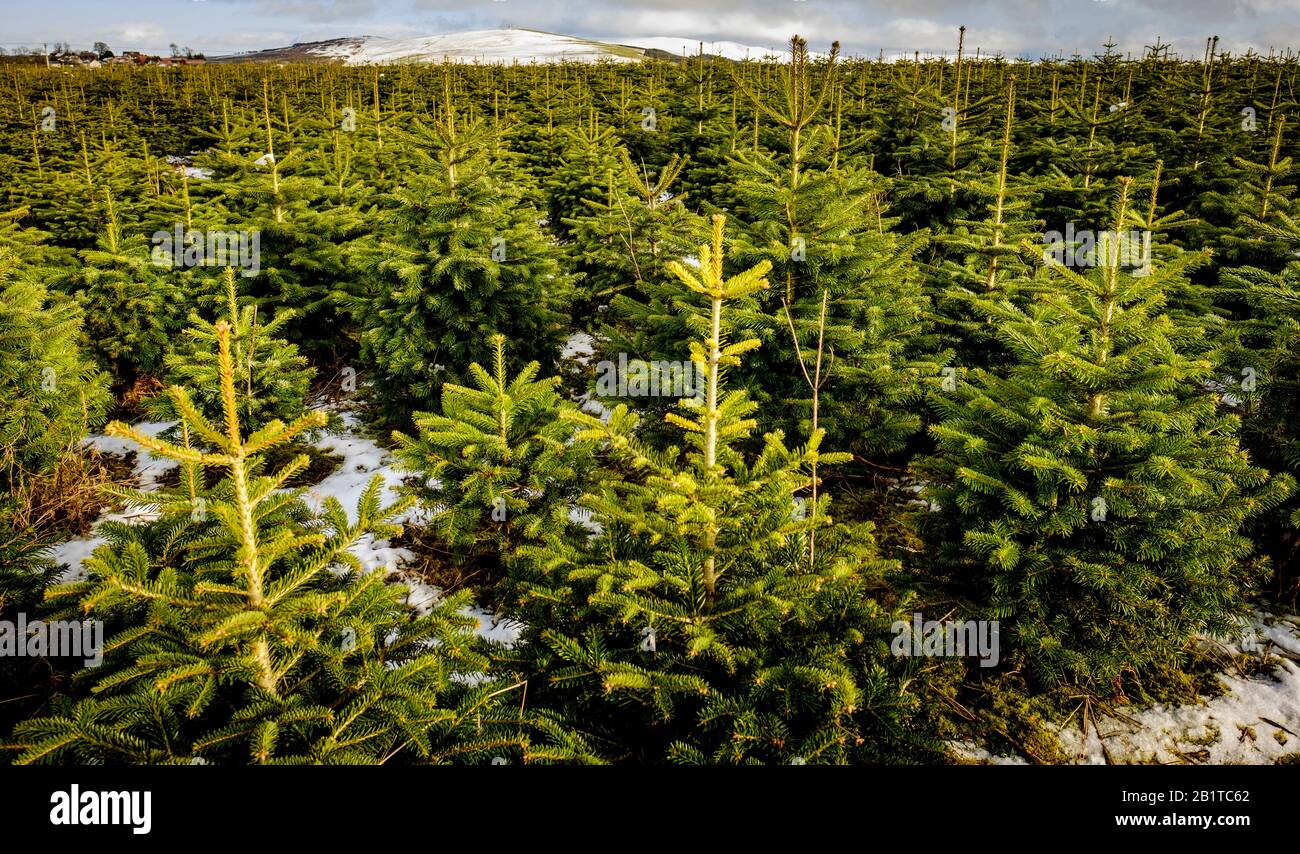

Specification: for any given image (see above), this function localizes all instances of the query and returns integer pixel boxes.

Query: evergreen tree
[1195,115,1295,270]
[13,320,525,764]
[0,249,110,491]
[1223,211,1300,596]
[200,81,370,367]
[504,217,940,763]
[929,75,1047,367]
[0,246,110,606]
[1123,159,1208,332]
[59,189,180,390]
[355,94,572,427]
[725,37,937,459]
[918,180,1295,692]
[883,28,1000,233]
[392,334,594,599]
[154,267,313,433]
[568,149,703,304]
[543,114,624,243]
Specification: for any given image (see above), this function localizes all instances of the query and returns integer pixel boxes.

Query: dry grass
[117,374,164,418]
[4,446,129,541]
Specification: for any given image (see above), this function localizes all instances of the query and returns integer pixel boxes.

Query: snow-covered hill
[306,30,641,64]
[215,29,796,65]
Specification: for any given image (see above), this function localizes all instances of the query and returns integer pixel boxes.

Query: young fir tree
[154,267,313,434]
[1019,62,1156,237]
[883,28,1000,234]
[724,37,937,459]
[503,217,941,764]
[59,189,180,390]
[0,249,110,491]
[392,335,594,598]
[918,180,1295,693]
[568,148,704,305]
[543,114,625,243]
[1195,115,1295,270]
[355,92,571,427]
[13,320,525,764]
[1222,210,1300,595]
[578,150,706,424]
[671,50,741,211]
[1105,159,1230,370]
[200,81,370,367]
[929,75,1047,367]
[0,247,110,606]
[0,207,69,269]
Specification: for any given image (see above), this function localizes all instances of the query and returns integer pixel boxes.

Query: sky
[4,0,1300,60]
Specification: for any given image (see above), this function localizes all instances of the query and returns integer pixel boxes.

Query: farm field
[1,24,1299,772]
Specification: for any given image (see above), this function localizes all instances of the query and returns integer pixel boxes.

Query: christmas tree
[14,320,524,764]
[355,91,572,427]
[154,266,313,434]
[59,189,180,391]
[725,37,938,459]
[1223,211,1300,596]
[0,245,110,608]
[919,179,1294,692]
[392,334,594,601]
[198,82,371,367]
[503,217,940,763]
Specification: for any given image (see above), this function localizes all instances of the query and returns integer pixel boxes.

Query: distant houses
[47,50,207,68]
[46,50,104,67]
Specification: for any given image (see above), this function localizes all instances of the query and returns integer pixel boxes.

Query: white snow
[301,29,801,66]
[301,412,516,640]
[53,421,178,582]
[955,611,1300,765]
[164,155,213,180]
[303,412,407,527]
[82,419,179,491]
[308,30,642,66]
[561,331,595,365]
[300,409,426,574]
[51,506,161,583]
[949,742,1030,765]
[561,330,610,421]
[568,504,602,536]
[465,606,524,647]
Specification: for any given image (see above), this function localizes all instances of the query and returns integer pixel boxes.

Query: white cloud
[112,23,168,46]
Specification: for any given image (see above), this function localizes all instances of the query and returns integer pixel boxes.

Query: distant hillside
[210,29,794,65]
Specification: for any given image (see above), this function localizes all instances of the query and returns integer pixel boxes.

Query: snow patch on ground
[304,423,408,525]
[52,413,510,645]
[164,155,213,180]
[83,420,179,490]
[955,611,1300,765]
[561,331,595,365]
[54,421,177,581]
[561,330,611,421]
[302,414,515,640]
[465,606,525,647]
[949,742,1030,765]
[51,506,161,583]
[569,505,602,536]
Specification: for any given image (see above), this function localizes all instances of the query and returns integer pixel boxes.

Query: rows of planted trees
[1,33,1298,763]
